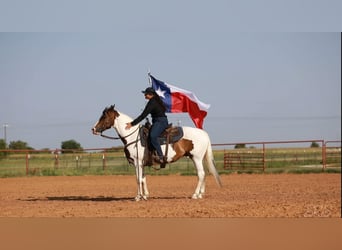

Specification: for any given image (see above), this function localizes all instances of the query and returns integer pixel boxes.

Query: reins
[100,126,140,142]
[100,134,121,140]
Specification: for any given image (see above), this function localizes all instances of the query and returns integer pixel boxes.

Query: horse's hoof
[142,195,148,201]
[134,196,141,201]
[192,194,203,199]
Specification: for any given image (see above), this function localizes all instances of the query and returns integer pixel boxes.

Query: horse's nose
[91,127,97,135]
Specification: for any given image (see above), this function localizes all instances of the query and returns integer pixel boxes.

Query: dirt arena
[0,174,340,217]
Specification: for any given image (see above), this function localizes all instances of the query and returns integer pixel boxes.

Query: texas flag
[149,74,210,129]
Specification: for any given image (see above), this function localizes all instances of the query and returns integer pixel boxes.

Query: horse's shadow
[20,196,134,202]
[20,196,188,202]
[47,196,133,202]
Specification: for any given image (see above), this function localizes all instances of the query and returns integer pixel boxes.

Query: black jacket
[131,97,167,126]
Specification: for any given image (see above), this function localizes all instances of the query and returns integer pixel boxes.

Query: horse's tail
[205,140,222,187]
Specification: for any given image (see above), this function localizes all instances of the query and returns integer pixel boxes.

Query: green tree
[234,143,246,149]
[310,142,320,148]
[8,140,34,150]
[0,139,6,157]
[61,139,83,153]
[0,139,6,149]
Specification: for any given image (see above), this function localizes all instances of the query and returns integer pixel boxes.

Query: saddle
[139,123,183,147]
[139,119,184,166]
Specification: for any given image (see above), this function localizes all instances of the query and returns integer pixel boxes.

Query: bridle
[100,125,141,149]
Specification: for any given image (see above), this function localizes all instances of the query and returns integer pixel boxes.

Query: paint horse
[92,105,222,201]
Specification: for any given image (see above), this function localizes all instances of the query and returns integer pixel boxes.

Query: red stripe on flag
[171,92,208,129]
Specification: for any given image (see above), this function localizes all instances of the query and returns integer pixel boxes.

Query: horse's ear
[110,104,115,110]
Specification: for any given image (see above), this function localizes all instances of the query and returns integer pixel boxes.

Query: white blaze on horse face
[92,121,100,135]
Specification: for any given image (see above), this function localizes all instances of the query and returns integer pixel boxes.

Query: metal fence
[0,140,340,176]
[213,140,341,172]
[0,148,132,176]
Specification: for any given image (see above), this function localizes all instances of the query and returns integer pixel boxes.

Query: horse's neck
[114,111,138,138]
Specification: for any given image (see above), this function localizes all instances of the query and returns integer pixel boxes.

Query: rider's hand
[125,123,132,130]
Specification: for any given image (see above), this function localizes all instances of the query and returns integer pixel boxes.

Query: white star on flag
[155,87,166,99]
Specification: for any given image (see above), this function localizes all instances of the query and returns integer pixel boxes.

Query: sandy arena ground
[0,174,340,217]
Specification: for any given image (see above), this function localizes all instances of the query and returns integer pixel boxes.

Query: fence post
[54,150,59,169]
[26,152,29,175]
[322,141,326,170]
[102,152,106,170]
[262,143,266,172]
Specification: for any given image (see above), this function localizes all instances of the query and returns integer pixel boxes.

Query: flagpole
[147,69,152,86]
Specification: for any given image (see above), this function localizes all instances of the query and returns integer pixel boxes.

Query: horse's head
[92,105,119,135]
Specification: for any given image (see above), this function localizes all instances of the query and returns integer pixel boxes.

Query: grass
[0,147,340,177]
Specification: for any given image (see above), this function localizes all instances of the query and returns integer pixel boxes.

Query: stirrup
[159,157,167,168]
[159,161,166,168]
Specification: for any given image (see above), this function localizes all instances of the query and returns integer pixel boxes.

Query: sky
[0,1,341,150]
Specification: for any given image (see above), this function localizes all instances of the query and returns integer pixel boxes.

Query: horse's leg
[134,162,144,201]
[141,174,149,200]
[199,175,206,196]
[192,158,206,199]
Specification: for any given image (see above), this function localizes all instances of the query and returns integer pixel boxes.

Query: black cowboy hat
[142,87,156,94]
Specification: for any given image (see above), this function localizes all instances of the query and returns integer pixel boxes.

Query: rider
[125,87,168,168]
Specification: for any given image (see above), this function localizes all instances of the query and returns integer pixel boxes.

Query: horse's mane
[116,111,133,123]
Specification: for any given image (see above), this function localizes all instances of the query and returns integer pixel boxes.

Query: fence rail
[324,141,341,167]
[223,151,264,170]
[0,140,340,176]
[215,140,341,172]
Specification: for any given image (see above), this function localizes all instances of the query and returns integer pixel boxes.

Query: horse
[91,105,222,201]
